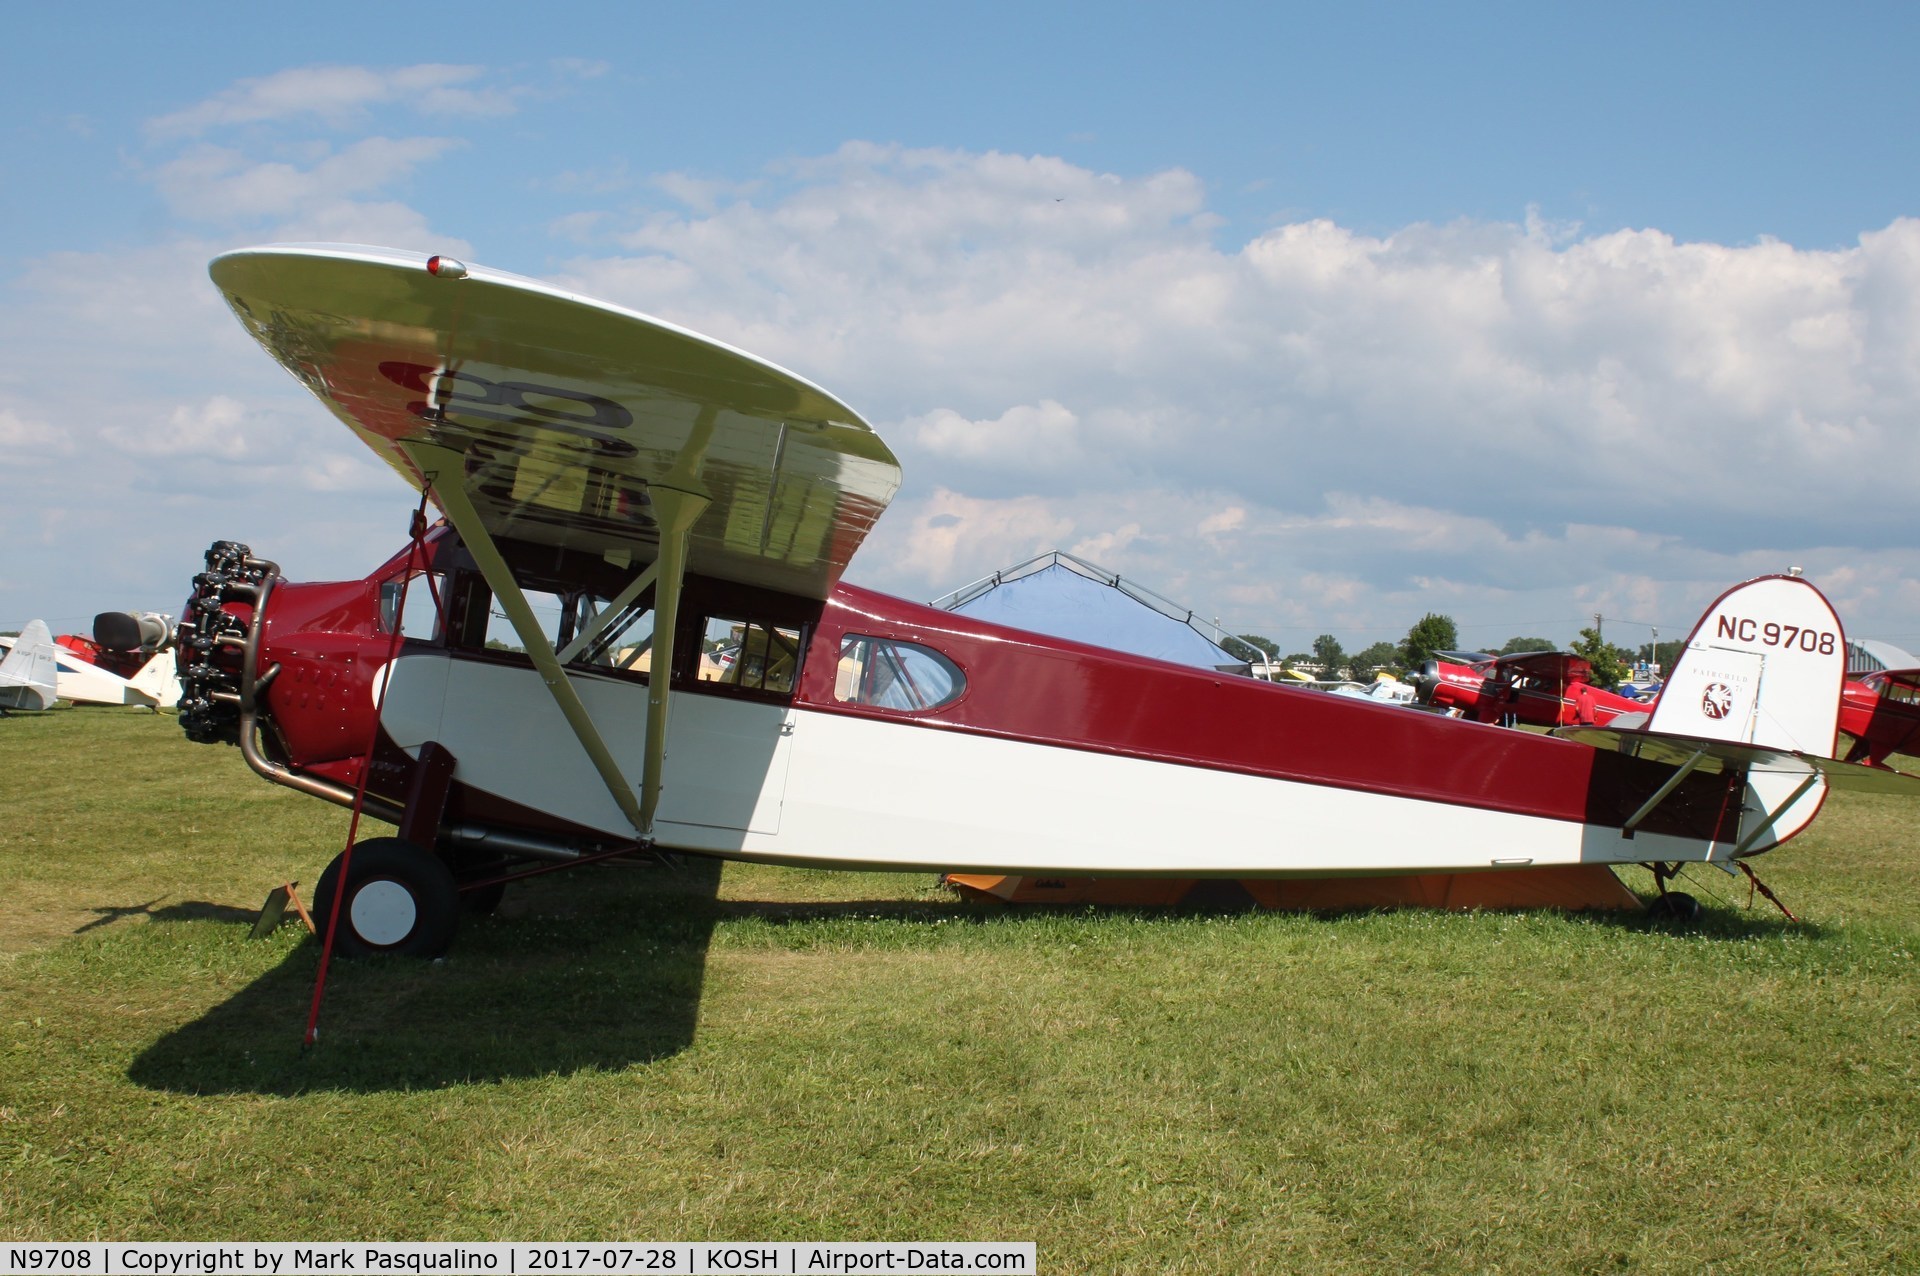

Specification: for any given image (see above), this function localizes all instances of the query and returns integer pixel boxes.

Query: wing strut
[558,561,659,664]
[1731,771,1822,857]
[403,442,666,836]
[1620,748,1709,836]
[638,487,708,833]
[635,405,719,832]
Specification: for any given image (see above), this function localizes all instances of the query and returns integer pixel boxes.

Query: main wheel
[312,837,460,958]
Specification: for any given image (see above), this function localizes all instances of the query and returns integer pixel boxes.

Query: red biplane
[1838,668,1920,772]
[178,245,1916,959]
[1413,650,1648,727]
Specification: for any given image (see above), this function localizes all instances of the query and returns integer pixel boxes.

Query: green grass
[2,710,1918,1271]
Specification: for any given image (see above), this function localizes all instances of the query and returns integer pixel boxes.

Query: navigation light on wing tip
[425,255,469,279]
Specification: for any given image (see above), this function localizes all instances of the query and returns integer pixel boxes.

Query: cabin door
[655,690,794,836]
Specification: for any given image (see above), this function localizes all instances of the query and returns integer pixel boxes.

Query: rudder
[1649,574,1846,756]
[0,619,61,711]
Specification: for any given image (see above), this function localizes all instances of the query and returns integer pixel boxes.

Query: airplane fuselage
[178,531,1816,880]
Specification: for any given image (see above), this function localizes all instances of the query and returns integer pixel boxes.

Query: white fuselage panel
[375,653,1770,875]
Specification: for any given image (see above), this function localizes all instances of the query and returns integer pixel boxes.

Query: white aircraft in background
[0,620,59,713]
[0,612,180,708]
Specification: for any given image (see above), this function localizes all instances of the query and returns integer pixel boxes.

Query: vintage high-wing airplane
[1413,649,1648,727]
[178,244,1916,957]
[0,620,60,713]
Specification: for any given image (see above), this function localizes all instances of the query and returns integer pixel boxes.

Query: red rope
[1738,861,1800,923]
[304,492,435,1046]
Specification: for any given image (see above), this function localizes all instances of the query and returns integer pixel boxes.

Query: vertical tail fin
[127,651,182,708]
[1649,574,1846,756]
[0,619,61,711]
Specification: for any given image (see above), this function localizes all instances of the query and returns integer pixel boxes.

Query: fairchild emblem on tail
[1701,682,1734,720]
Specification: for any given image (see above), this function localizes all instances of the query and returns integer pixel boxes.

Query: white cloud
[888,489,1077,592]
[543,148,1920,647]
[146,64,513,138]
[909,399,1083,470]
[105,394,254,458]
[153,136,462,223]
[0,407,70,457]
[9,133,1920,651]
[1198,506,1245,538]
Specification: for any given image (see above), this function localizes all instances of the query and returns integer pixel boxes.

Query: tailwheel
[1644,891,1701,924]
[1643,862,1702,925]
[313,837,459,958]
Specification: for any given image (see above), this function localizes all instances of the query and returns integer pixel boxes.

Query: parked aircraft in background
[1326,673,1419,705]
[0,620,59,713]
[1837,668,1920,772]
[0,612,180,708]
[1412,649,1647,727]
[176,244,1915,961]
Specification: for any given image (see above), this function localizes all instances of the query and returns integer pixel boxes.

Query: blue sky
[5,2,1919,655]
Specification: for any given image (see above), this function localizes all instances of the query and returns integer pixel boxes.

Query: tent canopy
[934,552,1251,674]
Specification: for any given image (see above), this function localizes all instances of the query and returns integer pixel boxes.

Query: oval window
[833,636,966,711]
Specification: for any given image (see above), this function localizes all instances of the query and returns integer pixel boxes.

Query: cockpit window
[381,571,447,642]
[834,636,966,712]
[478,588,658,672]
[704,616,803,695]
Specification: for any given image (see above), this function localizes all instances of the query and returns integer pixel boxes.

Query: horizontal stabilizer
[1555,725,1920,794]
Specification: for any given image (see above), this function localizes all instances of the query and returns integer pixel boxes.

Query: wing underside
[210,244,900,599]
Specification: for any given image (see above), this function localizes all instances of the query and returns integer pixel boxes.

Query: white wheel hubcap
[350,878,417,946]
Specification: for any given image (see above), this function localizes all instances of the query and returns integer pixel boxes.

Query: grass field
[2,709,1917,1272]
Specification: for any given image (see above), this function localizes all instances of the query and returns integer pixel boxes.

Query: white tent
[933,552,1253,675]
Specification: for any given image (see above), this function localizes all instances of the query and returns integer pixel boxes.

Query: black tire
[312,837,460,958]
[460,878,508,916]
[447,848,510,915]
[1646,891,1702,924]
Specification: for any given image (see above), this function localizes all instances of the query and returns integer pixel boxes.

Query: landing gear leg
[1643,862,1701,924]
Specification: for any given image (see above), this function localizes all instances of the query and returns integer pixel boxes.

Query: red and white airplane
[178,244,1916,957]
[1413,650,1648,727]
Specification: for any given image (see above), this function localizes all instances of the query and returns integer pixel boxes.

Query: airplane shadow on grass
[128,856,728,1097]
[127,859,1818,1097]
[79,898,262,933]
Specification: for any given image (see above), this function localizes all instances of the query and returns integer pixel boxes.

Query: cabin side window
[477,587,659,674]
[833,636,966,712]
[1876,677,1920,706]
[484,589,567,655]
[380,572,448,642]
[701,616,804,695]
